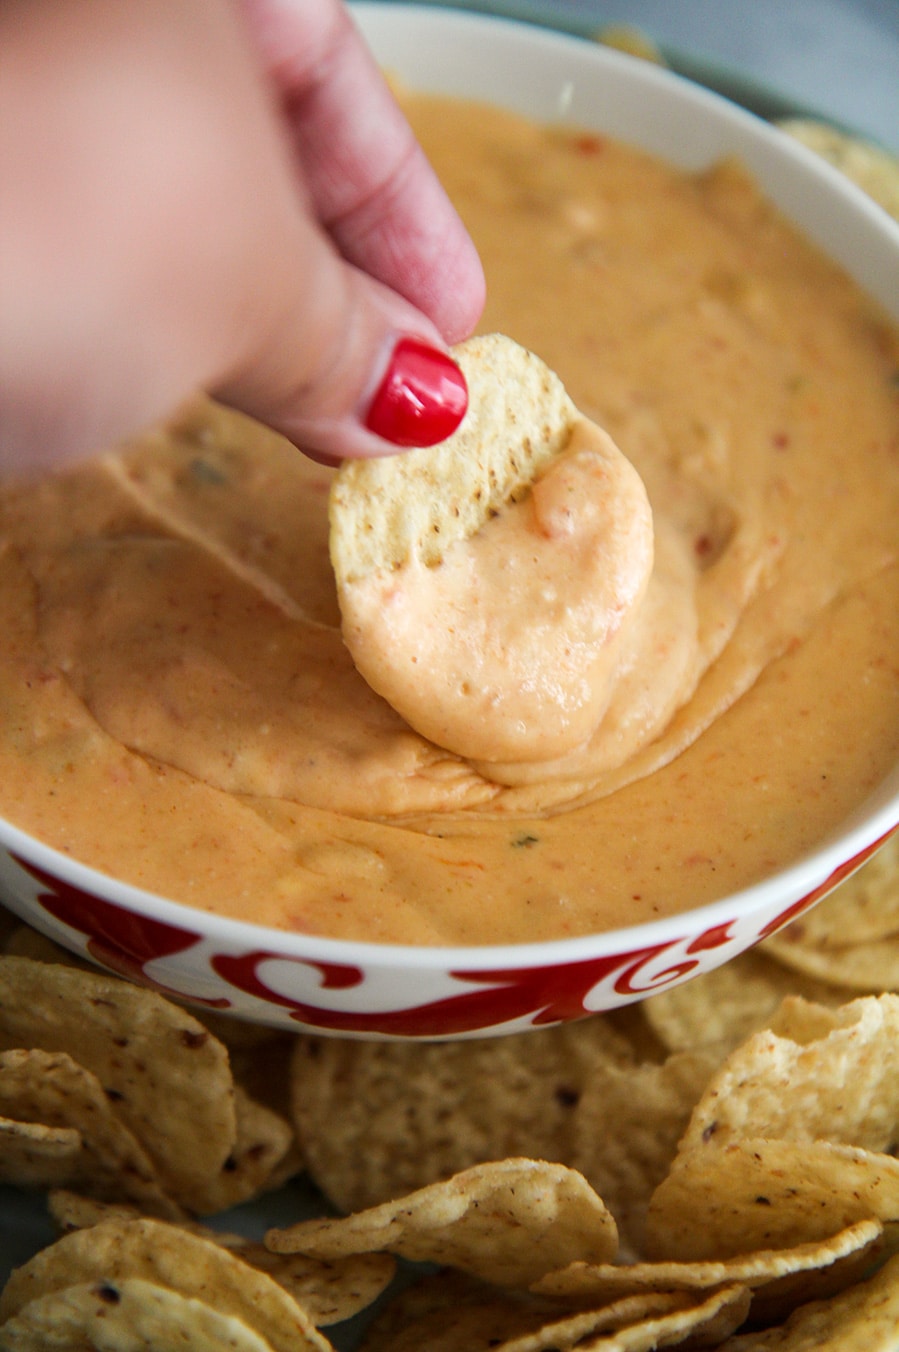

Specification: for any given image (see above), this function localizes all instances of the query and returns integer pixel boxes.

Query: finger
[0,0,468,471]
[239,0,486,343]
[215,216,470,462]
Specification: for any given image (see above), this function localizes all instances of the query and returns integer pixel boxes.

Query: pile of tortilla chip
[0,833,898,1350]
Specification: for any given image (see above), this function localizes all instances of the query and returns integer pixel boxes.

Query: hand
[0,0,485,474]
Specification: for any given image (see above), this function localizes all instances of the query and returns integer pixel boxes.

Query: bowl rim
[2,0,898,970]
[357,0,899,150]
[2,785,898,974]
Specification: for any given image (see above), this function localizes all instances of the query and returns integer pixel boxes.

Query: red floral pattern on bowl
[0,827,891,1039]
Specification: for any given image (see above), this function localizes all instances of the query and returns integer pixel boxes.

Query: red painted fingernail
[364,338,468,447]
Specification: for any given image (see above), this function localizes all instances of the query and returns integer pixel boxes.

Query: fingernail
[364,338,468,447]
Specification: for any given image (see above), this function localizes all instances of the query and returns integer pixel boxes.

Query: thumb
[0,0,474,476]
[214,215,469,463]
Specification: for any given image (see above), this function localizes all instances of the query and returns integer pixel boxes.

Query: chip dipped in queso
[0,93,898,947]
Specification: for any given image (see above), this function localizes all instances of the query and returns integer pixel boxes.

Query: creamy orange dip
[339,418,658,767]
[1,95,898,946]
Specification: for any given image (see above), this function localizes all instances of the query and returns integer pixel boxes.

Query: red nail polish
[364,338,468,447]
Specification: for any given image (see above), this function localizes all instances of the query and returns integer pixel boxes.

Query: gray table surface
[1,0,897,1332]
[379,0,899,150]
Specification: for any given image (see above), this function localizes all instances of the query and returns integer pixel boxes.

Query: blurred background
[370,0,899,151]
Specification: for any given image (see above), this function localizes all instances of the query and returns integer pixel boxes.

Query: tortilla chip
[238,1248,394,1331]
[596,24,666,65]
[290,1016,635,1213]
[533,1217,884,1328]
[601,1004,672,1062]
[716,1250,899,1350]
[644,949,845,1057]
[45,1190,395,1328]
[469,1284,751,1351]
[784,837,899,948]
[210,1022,299,1130]
[206,1020,306,1197]
[678,994,899,1156]
[357,1270,564,1352]
[217,1034,307,1195]
[0,1047,181,1217]
[0,1114,82,1187]
[779,119,899,220]
[765,995,853,1044]
[535,1217,882,1300]
[646,1138,899,1260]
[359,1272,748,1352]
[762,931,899,993]
[266,1159,618,1288]
[329,333,577,585]
[0,1217,331,1352]
[569,1049,716,1258]
[291,1024,711,1263]
[760,838,899,991]
[0,1278,278,1352]
[0,955,236,1202]
[183,1085,295,1215]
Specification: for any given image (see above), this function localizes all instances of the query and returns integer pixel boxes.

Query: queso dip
[1,95,898,946]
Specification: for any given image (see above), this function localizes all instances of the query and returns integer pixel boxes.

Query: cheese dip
[0,95,897,945]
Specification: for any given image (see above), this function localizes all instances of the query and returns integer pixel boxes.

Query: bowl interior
[356,2,899,312]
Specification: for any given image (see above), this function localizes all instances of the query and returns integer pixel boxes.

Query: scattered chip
[764,932,899,992]
[356,1269,566,1352]
[266,1159,619,1289]
[46,1189,158,1232]
[716,1250,899,1350]
[596,24,666,65]
[678,994,899,1156]
[0,1277,278,1352]
[571,1049,717,1257]
[532,1217,884,1326]
[290,1016,636,1214]
[182,1085,295,1215]
[646,1138,899,1260]
[644,949,845,1057]
[290,1019,711,1258]
[3,792,899,1348]
[0,1217,331,1352]
[760,837,899,992]
[209,1020,300,1128]
[361,1277,749,1352]
[787,838,899,948]
[0,1115,83,1189]
[0,955,236,1203]
[0,1047,182,1217]
[45,1190,396,1329]
[779,119,899,220]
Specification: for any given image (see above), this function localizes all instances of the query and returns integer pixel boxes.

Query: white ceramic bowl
[1,3,897,1038]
